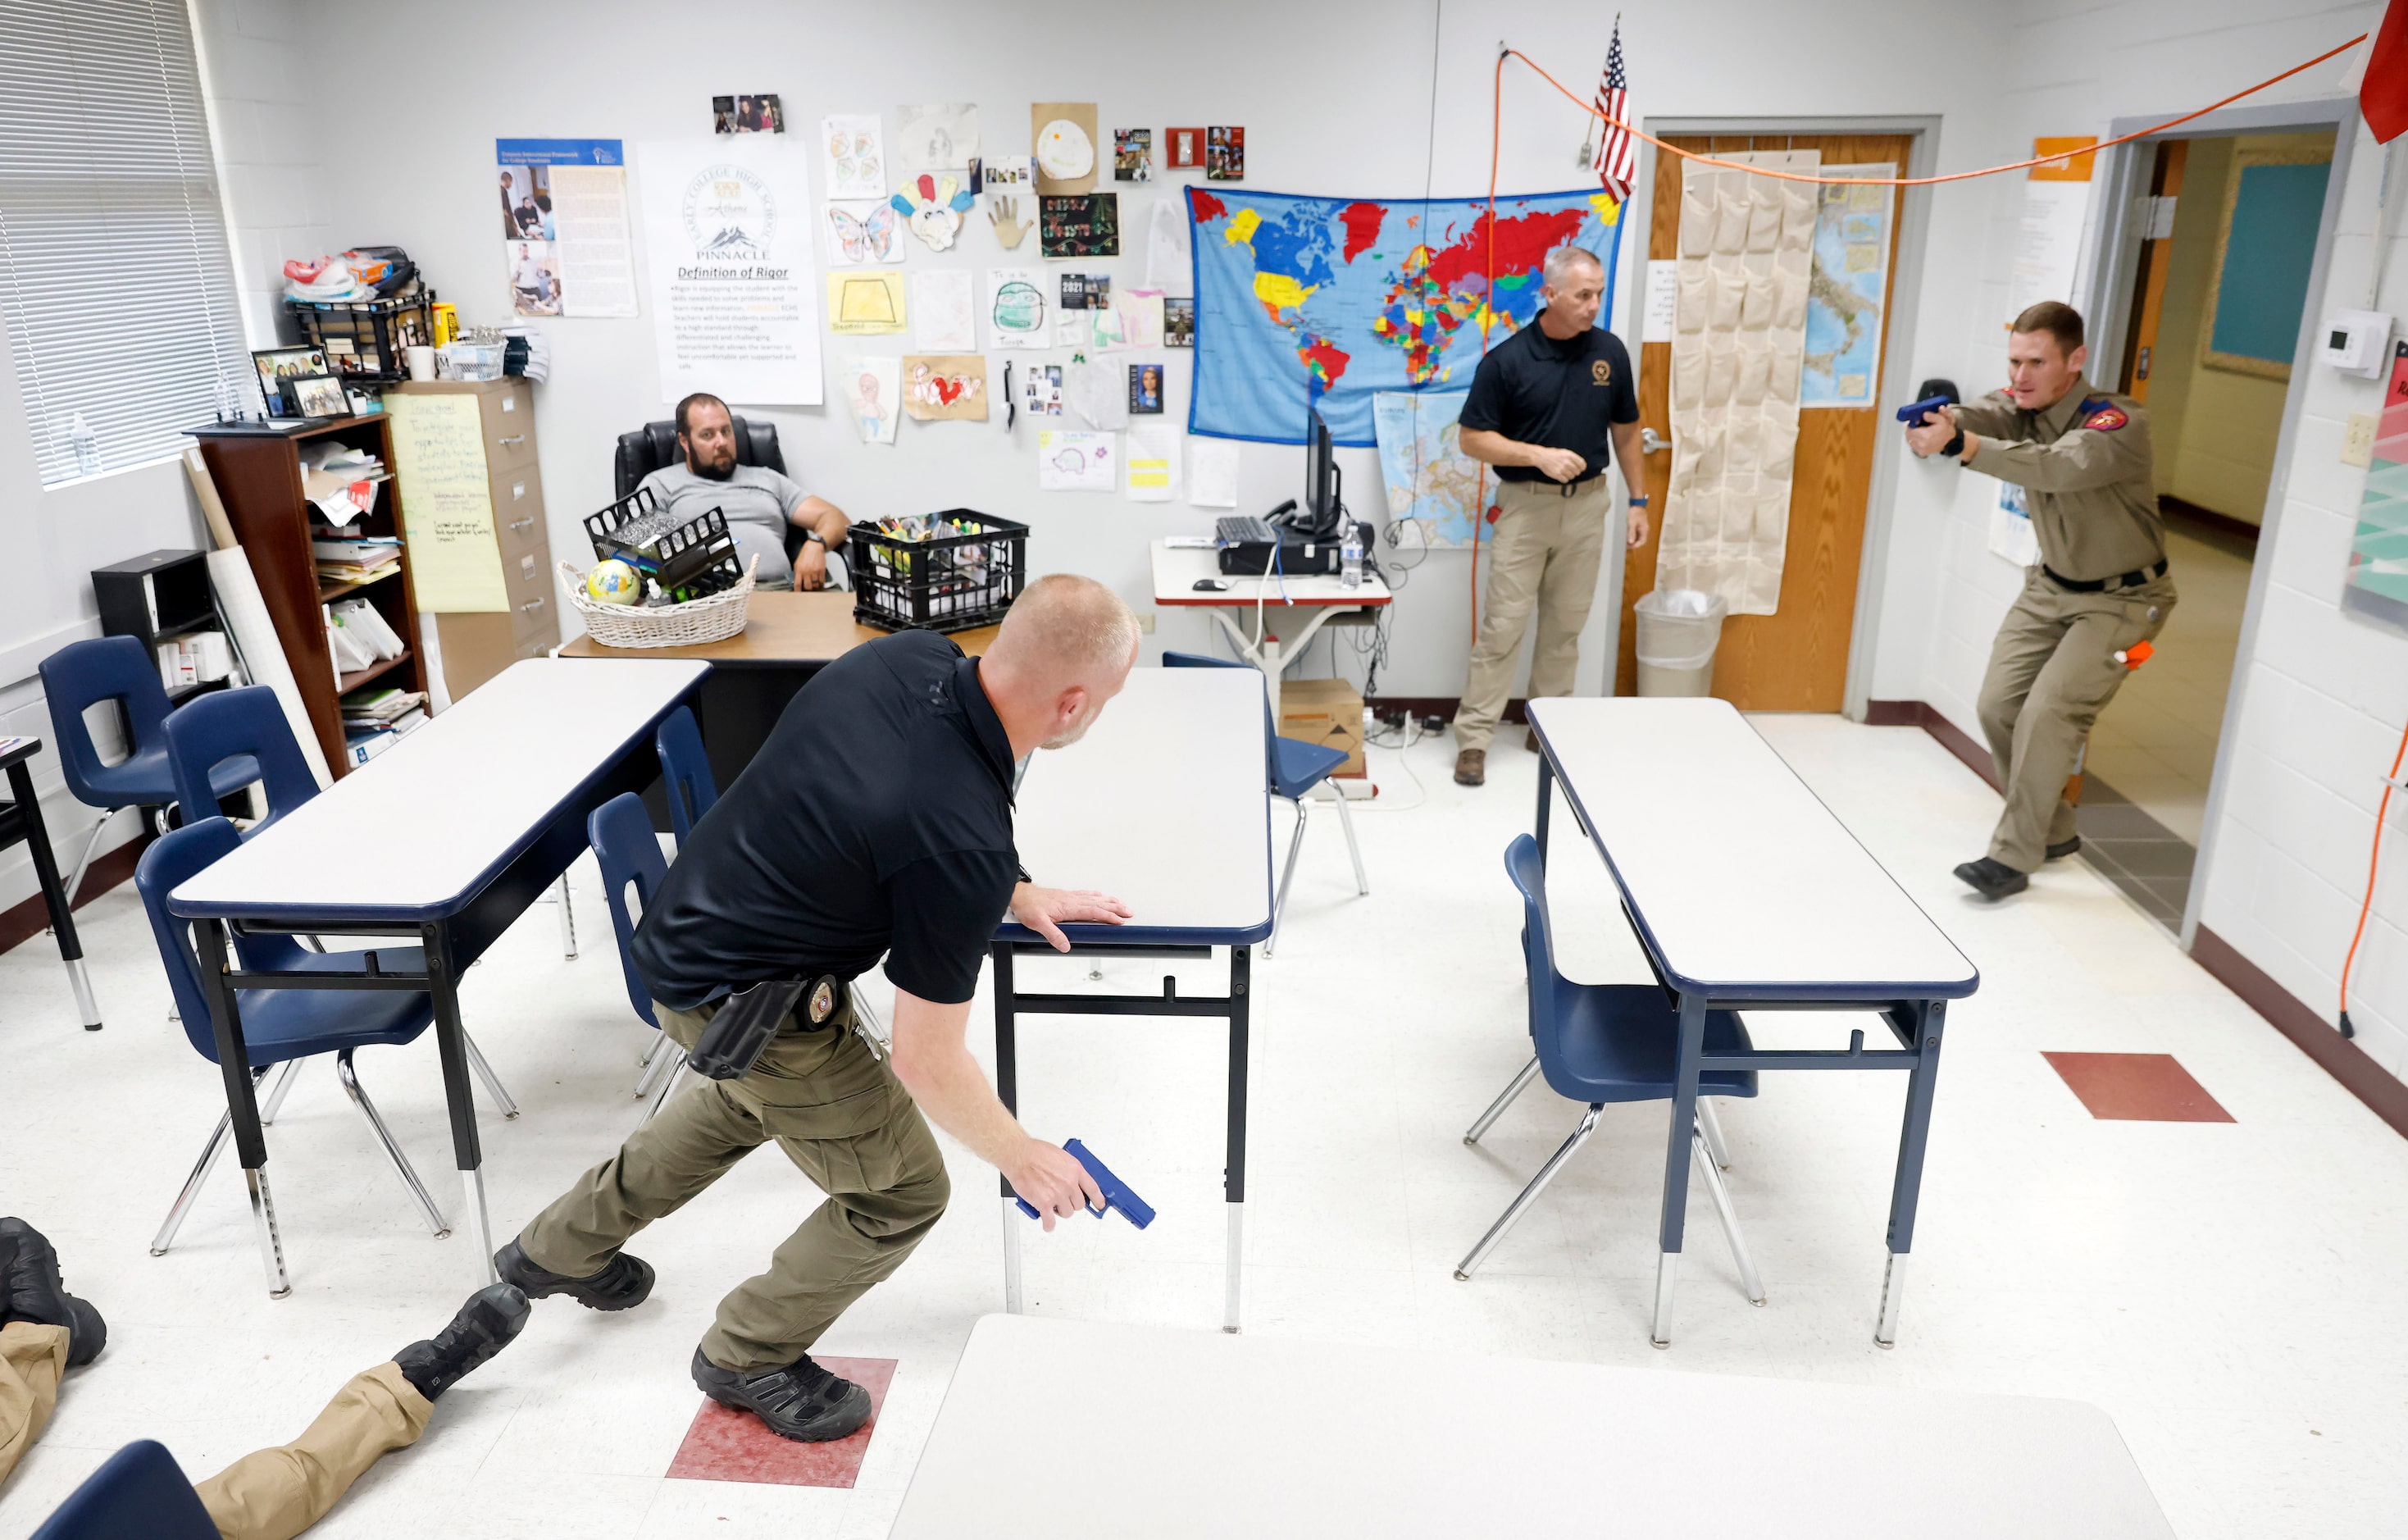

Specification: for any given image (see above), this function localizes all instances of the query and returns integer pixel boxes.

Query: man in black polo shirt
[498,575,1140,1443]
[1450,244,1649,787]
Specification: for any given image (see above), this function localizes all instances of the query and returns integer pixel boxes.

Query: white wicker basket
[558,554,758,649]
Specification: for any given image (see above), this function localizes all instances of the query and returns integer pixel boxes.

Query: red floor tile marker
[2042,1051,2235,1123]
[664,1355,897,1488]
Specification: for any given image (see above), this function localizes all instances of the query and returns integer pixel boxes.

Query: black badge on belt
[808,977,837,1024]
[1591,359,1612,386]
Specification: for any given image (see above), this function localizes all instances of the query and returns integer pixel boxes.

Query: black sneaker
[0,1219,105,1368]
[1953,857,2030,900]
[2046,836,2082,860]
[394,1283,530,1401]
[690,1346,871,1442]
[494,1238,654,1311]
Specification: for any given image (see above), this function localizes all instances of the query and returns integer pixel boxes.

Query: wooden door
[2118,140,2188,399]
[1618,132,1915,709]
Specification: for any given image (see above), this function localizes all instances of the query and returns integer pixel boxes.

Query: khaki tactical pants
[517,995,950,1374]
[1453,476,1614,753]
[1976,566,2176,871]
[3,1319,428,1540]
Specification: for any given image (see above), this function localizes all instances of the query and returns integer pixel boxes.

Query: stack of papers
[314,536,402,585]
[498,326,552,383]
[303,444,385,523]
[325,597,406,675]
[341,687,426,725]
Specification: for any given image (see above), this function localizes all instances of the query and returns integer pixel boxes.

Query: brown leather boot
[1523,728,1540,753]
[1454,749,1486,786]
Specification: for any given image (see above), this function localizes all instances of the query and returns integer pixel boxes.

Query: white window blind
[0,0,248,487]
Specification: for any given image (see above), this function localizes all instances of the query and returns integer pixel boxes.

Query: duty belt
[2043,558,2166,594]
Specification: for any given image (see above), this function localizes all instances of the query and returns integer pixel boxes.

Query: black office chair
[612,417,804,567]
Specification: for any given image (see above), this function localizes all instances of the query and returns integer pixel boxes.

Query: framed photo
[1165,127,1204,170]
[283,374,349,420]
[716,93,783,134]
[1206,126,1245,182]
[252,346,328,417]
[1164,296,1195,348]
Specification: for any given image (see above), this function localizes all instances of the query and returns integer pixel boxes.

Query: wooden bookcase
[190,416,426,778]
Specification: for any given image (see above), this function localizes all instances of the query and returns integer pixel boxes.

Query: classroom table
[166,658,708,1296]
[0,734,102,1029]
[556,590,998,802]
[890,1314,2175,1539]
[1527,696,1980,1347]
[1149,540,1390,721]
[990,666,1272,1332]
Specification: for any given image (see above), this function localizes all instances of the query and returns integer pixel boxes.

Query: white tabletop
[1151,540,1392,608]
[1528,697,1977,999]
[169,658,708,923]
[892,1315,2172,1539]
[1005,666,1271,945]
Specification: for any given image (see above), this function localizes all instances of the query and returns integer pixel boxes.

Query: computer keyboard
[1216,515,1277,545]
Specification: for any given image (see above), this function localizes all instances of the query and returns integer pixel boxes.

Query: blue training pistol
[1896,394,1954,426]
[1014,1139,1157,1229]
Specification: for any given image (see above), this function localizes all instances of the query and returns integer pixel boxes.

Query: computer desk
[1149,540,1390,722]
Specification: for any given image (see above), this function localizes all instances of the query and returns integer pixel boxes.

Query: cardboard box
[1277,677,1364,777]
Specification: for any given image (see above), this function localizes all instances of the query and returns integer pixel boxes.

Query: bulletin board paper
[2005,137,2096,327]
[386,393,508,612]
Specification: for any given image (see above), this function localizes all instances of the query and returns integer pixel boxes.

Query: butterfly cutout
[828,203,899,262]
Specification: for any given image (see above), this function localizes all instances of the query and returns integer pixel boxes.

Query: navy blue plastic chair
[654,705,716,847]
[38,636,255,900]
[137,818,473,1254]
[30,1439,216,1540]
[1453,834,1765,1302]
[164,686,320,837]
[590,791,690,1118]
[1163,651,1366,955]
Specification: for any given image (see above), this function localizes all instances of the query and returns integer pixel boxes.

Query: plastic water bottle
[68,413,99,476]
[1341,523,1363,589]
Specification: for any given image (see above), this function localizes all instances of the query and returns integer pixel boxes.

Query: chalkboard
[2202,152,2331,379]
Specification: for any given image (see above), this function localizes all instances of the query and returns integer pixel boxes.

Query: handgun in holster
[685,974,842,1081]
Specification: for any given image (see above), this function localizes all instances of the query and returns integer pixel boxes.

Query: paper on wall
[1031,103,1099,195]
[1643,259,1678,342]
[983,155,1033,248]
[1121,289,1166,349]
[1039,429,1116,491]
[904,354,988,421]
[896,103,977,173]
[639,138,822,404]
[825,200,904,266]
[841,354,900,444]
[911,270,977,352]
[385,392,508,609]
[2006,137,2097,326]
[822,114,885,200]
[1190,436,1240,508]
[1144,197,1190,292]
[985,267,1049,349]
[498,139,637,319]
[826,270,907,334]
[1066,360,1130,430]
[1127,426,1178,501]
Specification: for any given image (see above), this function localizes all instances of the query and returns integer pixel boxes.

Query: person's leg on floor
[0,1321,69,1489]
[1987,586,2173,873]
[1523,483,1611,711]
[1452,485,1559,768]
[1975,572,2068,808]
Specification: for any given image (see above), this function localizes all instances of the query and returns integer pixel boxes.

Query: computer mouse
[1192,577,1231,591]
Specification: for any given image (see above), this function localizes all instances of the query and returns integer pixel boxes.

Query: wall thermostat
[2319,308,2394,379]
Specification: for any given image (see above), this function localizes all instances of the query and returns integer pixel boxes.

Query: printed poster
[498,139,636,318]
[638,139,822,405]
[2007,137,2097,326]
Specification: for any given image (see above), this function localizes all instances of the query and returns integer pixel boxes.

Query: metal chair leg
[554,876,578,959]
[335,1049,451,1237]
[640,1059,686,1124]
[62,807,116,908]
[1331,784,1369,895]
[63,958,100,1030]
[259,1057,305,1124]
[638,1033,668,1069]
[151,1098,244,1255]
[1454,1104,1601,1280]
[633,1032,677,1098]
[1696,1096,1733,1171]
[1463,1055,1541,1146]
[461,1030,519,1119]
[1693,1123,1765,1305]
[1267,799,1310,958]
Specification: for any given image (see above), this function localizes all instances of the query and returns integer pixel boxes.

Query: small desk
[1527,697,1979,1347]
[0,735,101,1029]
[557,592,998,799]
[991,667,1271,1331]
[891,1315,2175,1538]
[1149,541,1390,720]
[167,658,708,1296]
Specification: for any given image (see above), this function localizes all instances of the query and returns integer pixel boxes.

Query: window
[0,0,248,486]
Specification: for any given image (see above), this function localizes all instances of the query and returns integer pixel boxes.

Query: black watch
[1943,428,1966,458]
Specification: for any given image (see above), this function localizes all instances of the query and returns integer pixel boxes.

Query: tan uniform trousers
[3,1320,429,1540]
[1453,476,1613,753]
[517,995,950,1374]
[1977,566,2176,871]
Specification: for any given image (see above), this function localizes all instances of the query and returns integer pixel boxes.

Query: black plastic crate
[850,509,1027,633]
[583,485,745,599]
[283,288,437,384]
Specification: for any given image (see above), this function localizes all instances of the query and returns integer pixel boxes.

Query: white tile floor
[3,714,2406,1538]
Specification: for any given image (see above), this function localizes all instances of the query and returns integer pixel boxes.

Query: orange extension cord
[1467,30,2372,642]
[2340,719,2408,1040]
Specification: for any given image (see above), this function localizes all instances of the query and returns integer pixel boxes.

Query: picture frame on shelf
[253,346,329,417]
[283,374,350,420]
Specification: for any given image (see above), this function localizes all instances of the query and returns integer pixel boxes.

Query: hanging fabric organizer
[1660,149,1819,616]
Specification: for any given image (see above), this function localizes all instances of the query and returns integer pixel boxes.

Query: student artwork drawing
[844,355,901,444]
[1040,194,1120,259]
[984,155,1035,250]
[822,114,885,200]
[911,269,977,352]
[897,103,977,173]
[1038,428,1116,491]
[891,174,976,253]
[826,200,903,266]
[986,267,1049,349]
[903,353,988,420]
[1031,103,1099,195]
[826,271,907,334]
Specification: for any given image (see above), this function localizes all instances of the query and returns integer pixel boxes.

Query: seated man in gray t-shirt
[634,393,852,590]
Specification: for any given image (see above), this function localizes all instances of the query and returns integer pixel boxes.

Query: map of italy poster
[1186,185,1622,446]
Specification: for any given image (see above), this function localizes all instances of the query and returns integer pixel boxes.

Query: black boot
[0,1219,106,1368]
[690,1346,871,1442]
[394,1283,530,1401]
[2045,835,2082,860]
[494,1238,653,1311]
[1953,857,2029,900]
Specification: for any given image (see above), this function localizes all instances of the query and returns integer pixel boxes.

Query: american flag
[1592,20,1636,207]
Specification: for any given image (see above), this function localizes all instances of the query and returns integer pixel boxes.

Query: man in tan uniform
[1906,301,2175,900]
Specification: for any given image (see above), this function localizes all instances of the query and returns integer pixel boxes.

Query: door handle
[1641,427,1667,456]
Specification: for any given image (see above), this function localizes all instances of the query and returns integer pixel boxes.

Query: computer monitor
[1301,404,1341,536]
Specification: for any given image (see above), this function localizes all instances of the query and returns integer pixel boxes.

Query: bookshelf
[189,415,426,778]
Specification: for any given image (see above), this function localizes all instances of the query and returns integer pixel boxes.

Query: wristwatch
[1628,495,1650,508]
[803,528,827,545]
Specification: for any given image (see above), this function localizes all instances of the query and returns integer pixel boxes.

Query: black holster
[686,978,808,1081]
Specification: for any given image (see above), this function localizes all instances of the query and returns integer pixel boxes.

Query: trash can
[1633,587,1727,698]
